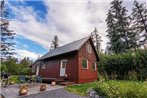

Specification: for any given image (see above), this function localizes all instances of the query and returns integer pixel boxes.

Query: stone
[86,88,98,98]
[51,81,56,86]
[95,95,100,98]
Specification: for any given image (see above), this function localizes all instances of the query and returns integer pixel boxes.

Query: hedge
[98,49,147,81]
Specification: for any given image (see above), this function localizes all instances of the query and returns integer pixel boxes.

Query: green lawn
[9,75,19,83]
[66,80,147,98]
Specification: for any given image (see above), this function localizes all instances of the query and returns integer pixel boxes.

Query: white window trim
[60,60,67,68]
[82,58,88,69]
[60,59,67,76]
[92,62,97,70]
[41,63,46,69]
[87,43,92,53]
[61,59,68,62]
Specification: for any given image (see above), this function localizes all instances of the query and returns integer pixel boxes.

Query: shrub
[99,49,147,80]
[95,80,147,98]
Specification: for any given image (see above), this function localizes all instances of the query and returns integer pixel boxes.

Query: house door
[60,60,67,76]
[36,65,40,76]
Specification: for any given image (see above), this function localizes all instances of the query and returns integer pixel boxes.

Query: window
[82,59,88,69]
[92,62,96,70]
[41,63,46,69]
[87,44,92,53]
[62,61,66,68]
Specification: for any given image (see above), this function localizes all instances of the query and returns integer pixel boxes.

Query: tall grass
[95,80,147,98]
[66,80,147,98]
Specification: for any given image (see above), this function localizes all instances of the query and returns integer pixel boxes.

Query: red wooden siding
[39,60,60,78]
[78,40,98,83]
[33,38,98,84]
[39,53,79,83]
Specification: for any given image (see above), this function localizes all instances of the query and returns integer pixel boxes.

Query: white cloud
[9,0,147,53]
[9,0,110,51]
[15,49,42,60]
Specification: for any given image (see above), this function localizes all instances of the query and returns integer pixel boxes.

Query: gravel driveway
[18,88,88,98]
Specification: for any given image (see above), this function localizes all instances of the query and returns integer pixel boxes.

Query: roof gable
[38,36,91,60]
[38,36,100,61]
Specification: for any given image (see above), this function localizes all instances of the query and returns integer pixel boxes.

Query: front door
[60,60,67,76]
[36,65,40,76]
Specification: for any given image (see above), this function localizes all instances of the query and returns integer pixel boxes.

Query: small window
[41,63,46,69]
[82,59,88,69]
[62,61,66,68]
[87,44,92,53]
[92,62,96,70]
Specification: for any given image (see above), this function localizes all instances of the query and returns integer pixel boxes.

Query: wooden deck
[43,77,75,86]
[59,82,75,86]
[43,77,64,82]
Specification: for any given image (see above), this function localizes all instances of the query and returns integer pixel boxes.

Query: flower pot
[19,86,28,96]
[51,81,56,86]
[40,84,46,91]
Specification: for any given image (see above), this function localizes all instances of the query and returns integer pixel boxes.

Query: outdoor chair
[19,75,27,86]
[35,76,43,83]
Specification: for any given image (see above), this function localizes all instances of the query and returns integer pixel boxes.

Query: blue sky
[8,0,146,60]
[9,0,49,60]
[10,0,48,54]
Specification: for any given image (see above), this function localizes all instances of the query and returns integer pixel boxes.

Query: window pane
[62,61,66,68]
[82,59,87,69]
[92,63,96,70]
[42,64,46,69]
[87,44,92,53]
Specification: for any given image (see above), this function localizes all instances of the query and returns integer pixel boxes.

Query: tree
[131,0,147,48]
[20,57,33,67]
[106,0,133,53]
[3,57,18,75]
[49,35,59,51]
[0,0,15,59]
[91,28,102,53]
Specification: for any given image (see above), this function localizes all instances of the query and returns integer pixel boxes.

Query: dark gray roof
[38,36,90,60]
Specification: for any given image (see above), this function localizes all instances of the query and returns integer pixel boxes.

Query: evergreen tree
[49,35,59,51]
[0,0,15,59]
[91,28,102,53]
[106,0,132,53]
[20,57,33,67]
[131,0,147,48]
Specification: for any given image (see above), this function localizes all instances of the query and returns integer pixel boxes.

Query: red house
[31,36,100,84]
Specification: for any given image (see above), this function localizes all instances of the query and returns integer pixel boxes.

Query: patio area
[0,83,65,98]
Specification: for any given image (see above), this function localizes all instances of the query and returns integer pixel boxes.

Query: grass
[66,82,97,96]
[9,75,19,83]
[66,80,147,98]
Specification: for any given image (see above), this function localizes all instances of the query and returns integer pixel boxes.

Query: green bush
[95,80,147,98]
[10,75,19,83]
[67,80,147,98]
[1,57,33,75]
[99,49,147,80]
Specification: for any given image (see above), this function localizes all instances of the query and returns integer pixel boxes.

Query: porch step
[55,78,65,83]
[43,78,64,82]
[59,82,75,86]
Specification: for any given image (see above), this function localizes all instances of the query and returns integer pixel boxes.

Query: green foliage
[131,0,147,46]
[66,82,97,96]
[67,80,147,98]
[20,57,33,67]
[9,75,19,83]
[95,80,147,98]
[99,49,147,80]
[1,57,33,75]
[1,63,8,72]
[106,0,133,53]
